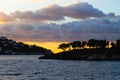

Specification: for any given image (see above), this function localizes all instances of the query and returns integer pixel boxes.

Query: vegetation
[0,36,53,55]
[58,39,109,51]
[39,39,120,60]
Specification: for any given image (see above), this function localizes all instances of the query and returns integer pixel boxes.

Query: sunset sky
[0,0,120,53]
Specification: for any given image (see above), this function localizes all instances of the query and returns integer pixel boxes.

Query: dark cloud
[64,2,105,19]
[11,10,65,22]
[0,15,120,42]
[10,2,105,22]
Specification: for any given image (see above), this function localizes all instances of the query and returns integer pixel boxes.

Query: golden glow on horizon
[0,21,5,24]
[0,17,6,24]
[0,12,13,24]
[0,20,11,24]
[24,42,63,53]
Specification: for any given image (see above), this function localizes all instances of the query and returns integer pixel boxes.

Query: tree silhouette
[88,39,98,48]
[99,40,108,48]
[58,43,68,51]
[110,42,116,48]
[71,41,81,49]
[106,41,109,48]
[67,43,72,51]
[117,40,120,48]
[81,41,87,49]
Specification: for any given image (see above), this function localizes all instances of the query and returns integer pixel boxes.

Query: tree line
[58,39,120,51]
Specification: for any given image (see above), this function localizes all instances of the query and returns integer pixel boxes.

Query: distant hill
[0,36,53,55]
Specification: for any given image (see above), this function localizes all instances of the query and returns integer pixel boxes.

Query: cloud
[0,2,119,42]
[0,12,14,23]
[0,15,120,42]
[9,2,105,22]
[0,2,107,23]
[64,2,105,19]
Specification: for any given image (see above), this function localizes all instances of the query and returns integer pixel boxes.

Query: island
[39,39,120,60]
[0,36,53,55]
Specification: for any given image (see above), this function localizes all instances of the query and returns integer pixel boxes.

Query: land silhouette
[1,36,120,60]
[0,36,52,55]
[39,39,120,60]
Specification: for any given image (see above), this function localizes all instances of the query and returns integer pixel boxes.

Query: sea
[0,55,120,80]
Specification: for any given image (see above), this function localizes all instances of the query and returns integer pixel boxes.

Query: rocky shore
[39,48,120,60]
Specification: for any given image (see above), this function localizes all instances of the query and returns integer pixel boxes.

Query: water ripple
[0,55,120,80]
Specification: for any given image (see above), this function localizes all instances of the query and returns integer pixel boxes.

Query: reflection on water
[0,55,120,80]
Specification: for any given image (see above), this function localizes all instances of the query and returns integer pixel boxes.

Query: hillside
[0,36,53,55]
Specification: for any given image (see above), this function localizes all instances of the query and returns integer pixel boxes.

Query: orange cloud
[0,12,14,24]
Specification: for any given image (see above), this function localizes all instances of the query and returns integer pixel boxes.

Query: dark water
[0,55,120,80]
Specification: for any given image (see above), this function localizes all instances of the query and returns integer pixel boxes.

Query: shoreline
[39,48,120,60]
